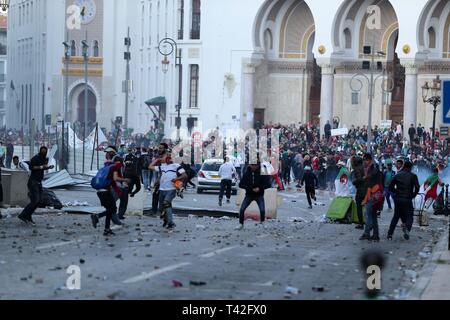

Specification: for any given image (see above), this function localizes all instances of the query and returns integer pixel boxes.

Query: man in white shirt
[149,143,187,230]
[218,156,237,206]
[13,156,30,174]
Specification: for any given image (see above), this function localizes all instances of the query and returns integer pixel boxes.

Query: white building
[6,0,450,140]
[6,0,155,135]
[0,14,7,128]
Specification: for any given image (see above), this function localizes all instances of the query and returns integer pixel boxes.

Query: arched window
[344,28,352,49]
[93,40,99,57]
[70,40,76,56]
[428,27,436,49]
[264,29,273,51]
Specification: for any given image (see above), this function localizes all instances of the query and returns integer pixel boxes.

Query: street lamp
[81,37,89,174]
[422,75,442,152]
[0,0,9,12]
[158,37,182,142]
[350,47,395,149]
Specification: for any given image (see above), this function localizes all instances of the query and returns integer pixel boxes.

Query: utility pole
[82,31,89,175]
[63,31,70,123]
[124,27,131,129]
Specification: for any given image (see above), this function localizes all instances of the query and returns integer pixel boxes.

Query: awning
[145,96,166,107]
[145,96,167,121]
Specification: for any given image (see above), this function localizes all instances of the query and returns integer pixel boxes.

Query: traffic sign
[443,80,450,124]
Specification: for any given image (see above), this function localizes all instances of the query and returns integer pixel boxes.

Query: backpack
[91,163,114,190]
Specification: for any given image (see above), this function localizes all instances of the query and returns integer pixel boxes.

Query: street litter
[65,201,90,207]
[43,170,76,189]
[285,286,299,295]
[404,270,417,282]
[172,280,183,287]
[312,286,325,292]
[190,281,207,286]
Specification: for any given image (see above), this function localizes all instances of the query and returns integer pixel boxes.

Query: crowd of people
[2,120,449,240]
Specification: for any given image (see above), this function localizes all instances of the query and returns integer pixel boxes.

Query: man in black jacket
[237,163,271,229]
[18,146,54,226]
[408,124,416,146]
[388,161,420,240]
[301,166,318,209]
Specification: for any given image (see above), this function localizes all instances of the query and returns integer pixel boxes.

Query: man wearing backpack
[91,146,131,236]
[149,143,187,230]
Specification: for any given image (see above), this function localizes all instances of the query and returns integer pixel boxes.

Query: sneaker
[387,235,393,240]
[163,219,168,228]
[370,236,380,242]
[91,214,99,229]
[111,225,123,231]
[118,215,126,220]
[226,199,230,204]
[355,224,364,230]
[18,214,29,225]
[218,199,223,207]
[402,225,410,240]
[103,229,115,236]
[27,218,37,227]
[359,234,371,241]
[167,223,176,230]
[403,230,410,240]
[308,206,313,209]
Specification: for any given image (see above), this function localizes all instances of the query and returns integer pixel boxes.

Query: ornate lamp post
[350,49,395,149]
[422,75,442,153]
[158,38,182,142]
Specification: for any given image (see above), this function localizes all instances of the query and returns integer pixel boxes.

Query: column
[403,64,418,136]
[319,63,334,137]
[241,62,256,131]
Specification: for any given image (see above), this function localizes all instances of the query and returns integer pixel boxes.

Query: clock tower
[63,0,104,129]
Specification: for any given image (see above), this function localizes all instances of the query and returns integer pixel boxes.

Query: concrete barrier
[236,188,282,221]
[126,189,145,216]
[1,169,29,207]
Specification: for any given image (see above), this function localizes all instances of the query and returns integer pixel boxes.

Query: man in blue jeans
[237,163,271,229]
[359,153,383,242]
[149,143,187,230]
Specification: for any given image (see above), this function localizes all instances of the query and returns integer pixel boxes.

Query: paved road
[0,187,446,300]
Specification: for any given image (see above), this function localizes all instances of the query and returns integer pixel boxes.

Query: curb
[406,221,449,300]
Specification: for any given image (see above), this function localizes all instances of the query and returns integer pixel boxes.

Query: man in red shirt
[91,146,130,236]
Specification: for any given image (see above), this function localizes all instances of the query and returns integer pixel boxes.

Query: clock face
[75,0,97,25]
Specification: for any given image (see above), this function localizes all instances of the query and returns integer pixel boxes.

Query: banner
[331,128,349,136]
[380,120,392,129]
[67,125,108,150]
